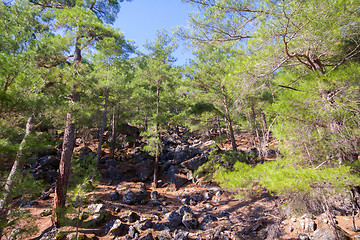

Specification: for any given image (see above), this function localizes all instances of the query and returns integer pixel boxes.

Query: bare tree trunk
[0,116,33,238]
[110,108,117,159]
[260,108,267,134]
[53,111,76,226]
[96,86,109,166]
[251,101,264,162]
[153,82,160,188]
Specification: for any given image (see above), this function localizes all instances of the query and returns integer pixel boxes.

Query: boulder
[168,166,187,188]
[182,211,198,229]
[117,182,146,205]
[134,219,153,231]
[199,214,218,230]
[180,155,207,171]
[134,159,154,181]
[164,211,182,228]
[108,219,125,237]
[110,190,120,201]
[38,156,59,168]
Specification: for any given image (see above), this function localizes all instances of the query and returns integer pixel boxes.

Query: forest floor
[4,133,360,240]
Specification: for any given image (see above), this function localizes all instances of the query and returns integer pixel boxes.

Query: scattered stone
[128,225,139,239]
[151,190,160,200]
[119,183,146,205]
[173,230,189,240]
[298,233,310,240]
[178,205,194,217]
[312,227,337,240]
[110,190,120,201]
[200,214,218,230]
[182,211,198,229]
[164,211,182,228]
[203,192,213,201]
[158,229,172,240]
[134,219,153,231]
[139,232,154,240]
[108,219,124,237]
[127,211,140,223]
[87,204,106,215]
[300,217,316,232]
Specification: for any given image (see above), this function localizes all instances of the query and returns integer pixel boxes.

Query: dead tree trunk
[0,116,33,238]
[96,86,109,166]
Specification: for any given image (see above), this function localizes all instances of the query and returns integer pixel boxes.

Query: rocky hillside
[3,128,360,240]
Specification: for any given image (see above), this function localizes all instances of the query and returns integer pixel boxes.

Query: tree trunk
[96,86,109,166]
[223,99,237,151]
[53,111,76,227]
[217,115,222,137]
[251,102,264,161]
[153,82,160,188]
[144,115,148,131]
[53,37,81,226]
[0,116,33,238]
[110,108,117,159]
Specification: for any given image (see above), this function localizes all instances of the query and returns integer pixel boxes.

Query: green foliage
[140,128,163,157]
[0,171,46,200]
[215,158,360,198]
[2,208,39,240]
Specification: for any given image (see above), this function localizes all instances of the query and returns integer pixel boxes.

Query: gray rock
[121,183,146,205]
[173,230,189,240]
[300,217,316,232]
[200,214,218,230]
[180,155,207,171]
[178,205,194,217]
[110,190,120,201]
[157,230,172,240]
[87,203,106,215]
[312,227,337,240]
[298,233,310,240]
[128,225,139,239]
[168,166,187,188]
[151,190,160,200]
[134,159,154,181]
[164,211,182,228]
[39,156,59,167]
[203,191,213,201]
[134,219,153,231]
[109,219,124,236]
[139,232,154,240]
[128,211,140,223]
[182,211,198,229]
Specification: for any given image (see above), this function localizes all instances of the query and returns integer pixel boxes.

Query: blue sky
[114,0,196,65]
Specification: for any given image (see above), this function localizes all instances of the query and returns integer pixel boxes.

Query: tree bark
[96,86,109,166]
[53,111,76,227]
[53,36,81,227]
[153,81,160,188]
[0,116,33,238]
[223,97,237,151]
[217,115,222,137]
[110,108,118,159]
[251,101,264,161]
